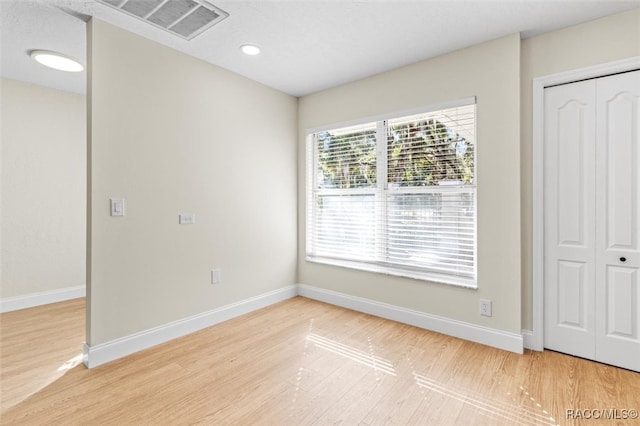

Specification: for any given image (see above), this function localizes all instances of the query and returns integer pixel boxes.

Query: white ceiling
[2,0,639,97]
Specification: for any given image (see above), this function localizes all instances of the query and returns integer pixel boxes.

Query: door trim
[531,56,640,351]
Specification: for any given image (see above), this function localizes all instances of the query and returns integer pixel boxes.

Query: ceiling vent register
[97,0,229,40]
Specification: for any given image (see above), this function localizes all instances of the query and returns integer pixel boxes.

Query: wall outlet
[211,269,221,285]
[179,213,195,225]
[479,299,492,317]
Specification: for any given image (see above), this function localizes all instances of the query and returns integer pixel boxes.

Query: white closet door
[544,79,597,360]
[594,70,640,372]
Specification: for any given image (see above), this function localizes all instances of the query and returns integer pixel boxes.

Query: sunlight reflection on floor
[301,332,560,425]
[306,333,396,376]
[413,372,558,426]
[57,353,83,372]
[2,352,83,412]
[301,330,562,425]
[289,319,315,416]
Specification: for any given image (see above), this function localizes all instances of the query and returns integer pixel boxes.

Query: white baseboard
[0,285,86,313]
[297,284,524,354]
[83,285,297,368]
[521,329,541,351]
[522,329,534,350]
[79,283,526,367]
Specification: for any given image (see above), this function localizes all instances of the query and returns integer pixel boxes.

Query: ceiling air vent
[98,0,229,40]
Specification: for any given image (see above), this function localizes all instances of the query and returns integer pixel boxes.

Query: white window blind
[306,100,477,287]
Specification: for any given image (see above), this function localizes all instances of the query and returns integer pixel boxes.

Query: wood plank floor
[1,296,639,425]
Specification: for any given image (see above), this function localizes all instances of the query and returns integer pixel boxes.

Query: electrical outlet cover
[479,299,492,317]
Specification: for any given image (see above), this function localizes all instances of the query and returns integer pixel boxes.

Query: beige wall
[1,78,86,298]
[6,7,635,345]
[87,20,298,345]
[298,34,522,333]
[520,9,640,330]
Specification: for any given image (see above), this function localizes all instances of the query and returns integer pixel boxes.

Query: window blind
[306,100,476,287]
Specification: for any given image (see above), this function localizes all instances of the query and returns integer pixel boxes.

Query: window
[306,99,476,287]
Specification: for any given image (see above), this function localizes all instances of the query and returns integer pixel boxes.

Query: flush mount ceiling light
[30,50,84,72]
[240,44,261,56]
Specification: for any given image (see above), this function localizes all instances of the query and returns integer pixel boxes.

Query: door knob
[619,257,627,263]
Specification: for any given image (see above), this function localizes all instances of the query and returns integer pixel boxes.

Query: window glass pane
[307,100,477,286]
[387,105,475,187]
[314,194,376,260]
[387,191,475,277]
[316,122,377,189]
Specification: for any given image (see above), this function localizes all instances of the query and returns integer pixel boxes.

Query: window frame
[305,97,478,288]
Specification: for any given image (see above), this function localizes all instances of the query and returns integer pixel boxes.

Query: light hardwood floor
[1,296,639,425]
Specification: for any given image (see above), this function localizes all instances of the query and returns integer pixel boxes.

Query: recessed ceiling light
[240,44,260,56]
[30,50,84,72]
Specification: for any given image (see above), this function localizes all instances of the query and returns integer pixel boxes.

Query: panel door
[544,80,597,360]
[594,70,640,372]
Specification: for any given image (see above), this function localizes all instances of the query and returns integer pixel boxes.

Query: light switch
[110,198,125,217]
[211,269,221,284]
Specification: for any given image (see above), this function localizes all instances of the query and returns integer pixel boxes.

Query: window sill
[306,256,477,289]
